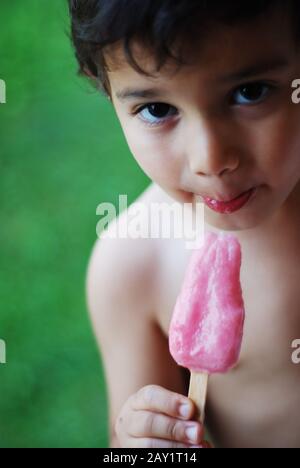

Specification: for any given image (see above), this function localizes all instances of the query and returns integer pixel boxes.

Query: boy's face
[106,9,300,231]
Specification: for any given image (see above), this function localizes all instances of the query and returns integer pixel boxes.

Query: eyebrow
[116,87,167,102]
[115,57,290,101]
[219,57,290,83]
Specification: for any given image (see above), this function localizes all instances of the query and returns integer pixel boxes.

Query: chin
[204,204,276,232]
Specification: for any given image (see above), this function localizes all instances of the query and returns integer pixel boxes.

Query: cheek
[124,126,184,186]
[255,107,300,185]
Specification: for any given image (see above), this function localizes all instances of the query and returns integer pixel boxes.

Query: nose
[188,118,241,177]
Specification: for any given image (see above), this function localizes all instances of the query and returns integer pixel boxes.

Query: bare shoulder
[86,183,165,323]
[86,182,192,331]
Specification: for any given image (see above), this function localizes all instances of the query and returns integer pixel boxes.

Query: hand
[114,384,211,448]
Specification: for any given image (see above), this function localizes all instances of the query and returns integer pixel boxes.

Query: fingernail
[179,403,190,418]
[186,425,198,443]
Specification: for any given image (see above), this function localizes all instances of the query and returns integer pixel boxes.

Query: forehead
[105,7,295,89]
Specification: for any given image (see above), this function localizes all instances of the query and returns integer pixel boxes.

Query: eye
[231,82,273,106]
[135,103,178,126]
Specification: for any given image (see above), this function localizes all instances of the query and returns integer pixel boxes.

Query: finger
[131,385,195,420]
[129,410,203,444]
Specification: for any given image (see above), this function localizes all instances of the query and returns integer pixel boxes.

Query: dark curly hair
[68,0,300,97]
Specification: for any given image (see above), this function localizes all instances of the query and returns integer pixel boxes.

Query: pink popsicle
[169,232,245,422]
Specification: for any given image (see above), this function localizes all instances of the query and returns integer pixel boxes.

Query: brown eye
[147,103,171,117]
[232,83,272,105]
[137,103,178,126]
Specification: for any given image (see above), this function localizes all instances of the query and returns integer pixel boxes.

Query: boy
[69,0,300,448]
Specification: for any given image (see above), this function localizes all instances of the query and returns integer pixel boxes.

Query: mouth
[200,187,257,214]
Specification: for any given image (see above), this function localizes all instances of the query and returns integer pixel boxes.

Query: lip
[202,187,257,214]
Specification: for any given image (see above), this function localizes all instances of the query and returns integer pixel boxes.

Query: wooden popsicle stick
[188,372,209,425]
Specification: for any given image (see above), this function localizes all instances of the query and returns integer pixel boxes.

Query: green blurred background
[0,0,149,447]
